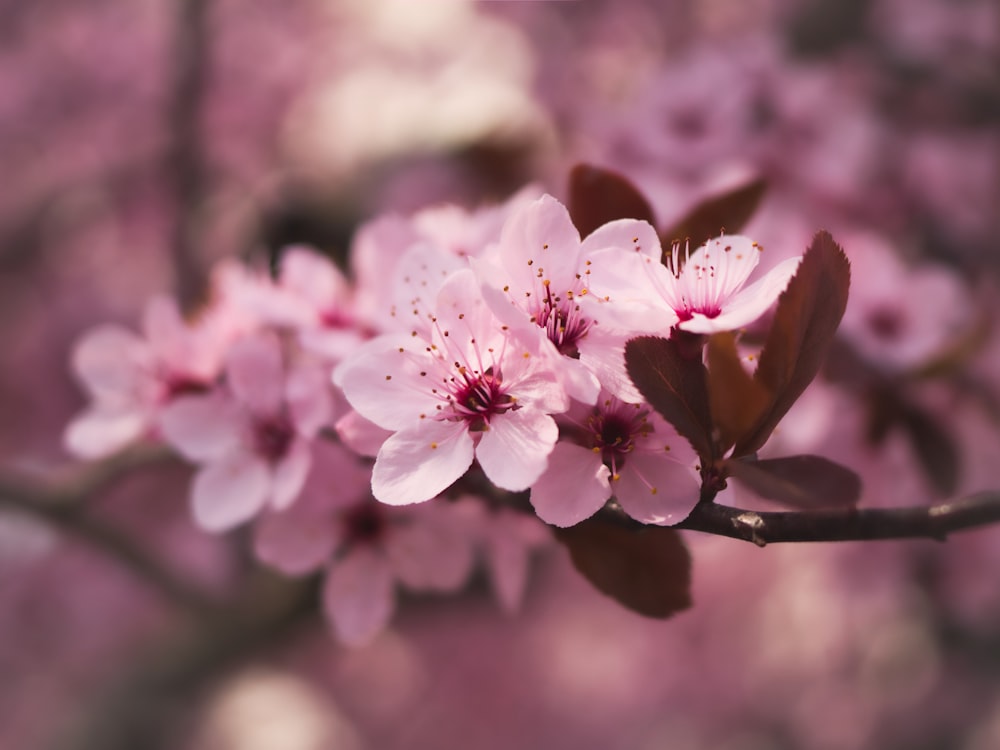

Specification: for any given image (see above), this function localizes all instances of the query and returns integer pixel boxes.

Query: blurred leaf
[706,333,771,454]
[725,455,861,509]
[734,231,851,456]
[661,177,767,253]
[625,335,715,463]
[567,164,656,239]
[556,520,692,619]
[898,403,961,496]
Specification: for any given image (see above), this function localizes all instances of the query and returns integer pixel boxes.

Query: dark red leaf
[556,520,692,619]
[625,335,716,463]
[898,403,961,496]
[706,332,771,453]
[567,164,657,239]
[661,177,767,251]
[733,231,851,456]
[725,455,862,509]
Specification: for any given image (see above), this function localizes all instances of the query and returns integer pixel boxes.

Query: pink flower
[620,235,801,334]
[64,296,224,459]
[530,394,700,527]
[335,268,569,506]
[160,334,332,532]
[474,194,665,403]
[254,441,476,647]
[478,506,551,614]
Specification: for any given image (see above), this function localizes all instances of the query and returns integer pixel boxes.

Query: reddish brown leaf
[625,335,716,463]
[556,520,692,619]
[567,164,657,239]
[898,403,961,496]
[725,455,862,509]
[661,177,767,251]
[733,231,851,456]
[706,332,771,454]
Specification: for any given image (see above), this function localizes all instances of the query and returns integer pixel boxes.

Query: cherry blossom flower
[335,268,568,506]
[530,393,700,527]
[160,334,332,532]
[64,296,225,459]
[591,234,801,335]
[474,194,665,403]
[254,441,476,647]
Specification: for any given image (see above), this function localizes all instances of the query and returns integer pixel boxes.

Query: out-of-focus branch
[166,0,211,310]
[0,445,217,615]
[644,491,1000,546]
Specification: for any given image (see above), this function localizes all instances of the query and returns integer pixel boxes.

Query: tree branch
[662,491,1000,546]
[0,445,218,615]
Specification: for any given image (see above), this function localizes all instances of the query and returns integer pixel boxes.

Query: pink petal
[71,325,150,403]
[158,393,243,462]
[385,511,474,591]
[226,335,285,416]
[63,406,149,459]
[484,509,547,614]
[577,330,644,404]
[579,218,661,261]
[285,365,333,438]
[613,453,700,526]
[679,255,801,334]
[371,421,474,505]
[280,246,349,308]
[334,409,391,458]
[495,195,582,292]
[680,235,761,300]
[254,509,337,575]
[322,547,396,647]
[190,454,271,532]
[270,438,313,510]
[529,442,611,527]
[476,408,558,492]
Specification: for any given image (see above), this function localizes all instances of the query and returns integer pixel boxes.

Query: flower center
[534,284,592,357]
[163,374,211,401]
[449,367,516,431]
[341,502,387,545]
[253,416,295,462]
[586,400,650,473]
[866,305,906,342]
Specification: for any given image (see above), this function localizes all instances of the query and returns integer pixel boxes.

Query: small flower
[160,334,332,532]
[530,394,699,527]
[335,268,568,506]
[254,441,476,647]
[64,296,223,459]
[645,235,801,334]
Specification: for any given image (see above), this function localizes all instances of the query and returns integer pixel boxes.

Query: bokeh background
[3,1,1000,748]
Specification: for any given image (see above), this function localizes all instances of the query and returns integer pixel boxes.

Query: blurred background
[2,0,1000,748]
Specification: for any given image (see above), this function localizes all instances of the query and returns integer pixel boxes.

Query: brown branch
[0,445,218,615]
[659,491,1000,546]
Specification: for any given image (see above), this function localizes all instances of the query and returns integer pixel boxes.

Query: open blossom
[64,296,225,459]
[160,334,332,532]
[254,441,476,647]
[335,268,569,506]
[474,194,666,403]
[530,393,700,527]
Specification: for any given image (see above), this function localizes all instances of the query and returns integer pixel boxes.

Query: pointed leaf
[725,455,861,509]
[567,164,656,239]
[734,231,850,456]
[625,335,715,463]
[706,332,771,453]
[556,520,692,619]
[661,177,767,251]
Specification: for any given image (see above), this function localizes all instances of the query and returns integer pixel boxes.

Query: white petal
[679,255,801,334]
[322,547,395,647]
[613,453,700,526]
[226,335,285,416]
[254,508,337,575]
[63,406,149,459]
[371,421,474,505]
[476,408,558,492]
[158,393,243,462]
[190,454,271,532]
[270,439,312,510]
[529,442,611,527]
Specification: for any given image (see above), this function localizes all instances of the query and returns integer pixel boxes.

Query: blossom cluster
[64,187,801,644]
